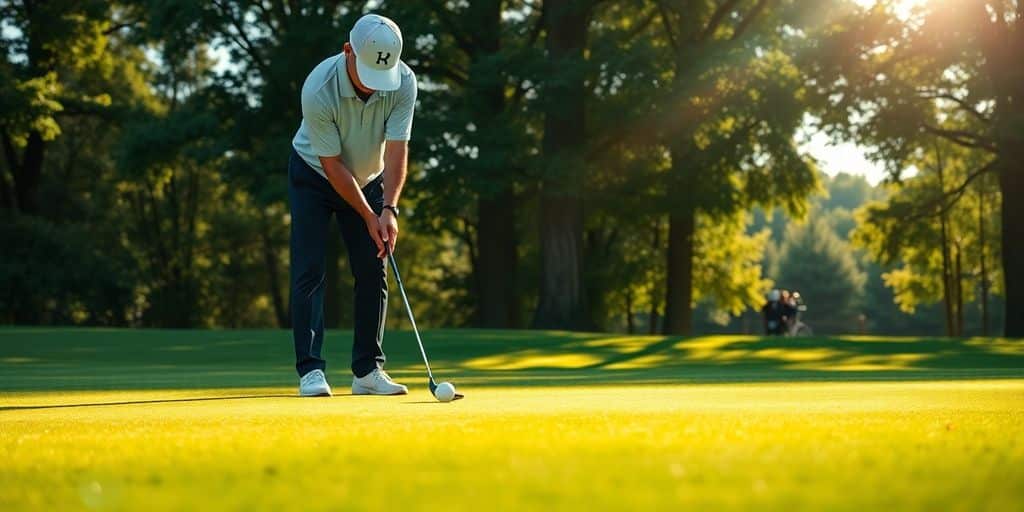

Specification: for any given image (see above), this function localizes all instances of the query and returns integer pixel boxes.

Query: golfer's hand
[380,209,398,255]
[364,215,386,258]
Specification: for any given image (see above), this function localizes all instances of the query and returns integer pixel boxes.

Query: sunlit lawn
[2,328,1023,510]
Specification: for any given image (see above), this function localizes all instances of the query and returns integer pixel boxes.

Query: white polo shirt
[292,53,417,187]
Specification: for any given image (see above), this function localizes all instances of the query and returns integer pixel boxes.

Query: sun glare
[854,0,931,19]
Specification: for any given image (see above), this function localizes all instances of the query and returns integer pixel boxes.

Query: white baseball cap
[349,14,403,91]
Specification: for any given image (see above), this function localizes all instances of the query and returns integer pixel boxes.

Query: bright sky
[853,0,931,17]
[798,0,930,184]
[798,131,890,185]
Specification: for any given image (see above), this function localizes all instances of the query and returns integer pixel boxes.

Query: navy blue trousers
[288,150,387,378]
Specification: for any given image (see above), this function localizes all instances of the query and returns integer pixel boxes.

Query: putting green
[2,329,1023,510]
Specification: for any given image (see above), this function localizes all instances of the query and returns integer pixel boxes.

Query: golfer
[289,14,416,397]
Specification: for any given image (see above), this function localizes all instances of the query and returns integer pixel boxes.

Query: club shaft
[386,248,435,382]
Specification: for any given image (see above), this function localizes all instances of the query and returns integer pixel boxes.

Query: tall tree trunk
[648,221,661,335]
[996,39,1024,336]
[476,183,519,328]
[532,0,592,330]
[12,132,45,214]
[936,151,955,337]
[981,7,1023,336]
[978,184,990,336]
[0,132,16,211]
[625,288,634,334]
[463,0,521,328]
[535,197,586,328]
[648,305,659,334]
[664,140,697,335]
[939,205,953,336]
[664,201,695,335]
[998,154,1024,336]
[10,1,53,216]
[954,242,964,336]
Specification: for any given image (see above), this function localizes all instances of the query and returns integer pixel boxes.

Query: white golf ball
[434,382,456,402]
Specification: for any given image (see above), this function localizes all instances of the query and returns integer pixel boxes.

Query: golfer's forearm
[319,157,375,221]
[383,141,408,206]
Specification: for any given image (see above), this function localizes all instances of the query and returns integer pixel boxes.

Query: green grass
[2,328,1023,510]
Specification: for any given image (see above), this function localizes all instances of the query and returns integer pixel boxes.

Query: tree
[528,0,601,329]
[811,0,1023,335]
[388,0,541,328]
[777,216,867,333]
[692,212,773,320]
[0,2,154,325]
[0,0,116,214]
[135,0,376,327]
[854,138,1003,336]
[644,0,818,334]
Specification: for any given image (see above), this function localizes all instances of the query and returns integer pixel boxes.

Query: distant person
[780,289,797,333]
[288,14,417,397]
[762,289,785,335]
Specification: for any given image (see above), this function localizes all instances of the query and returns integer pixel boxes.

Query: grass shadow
[0,328,1022,393]
[0,393,297,411]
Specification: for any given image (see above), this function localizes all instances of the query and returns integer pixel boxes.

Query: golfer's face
[346,45,375,93]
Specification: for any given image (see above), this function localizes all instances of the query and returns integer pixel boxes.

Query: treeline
[694,172,1006,336]
[1,1,1020,335]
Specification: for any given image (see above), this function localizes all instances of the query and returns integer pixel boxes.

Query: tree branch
[917,90,992,124]
[922,124,998,153]
[622,10,659,41]
[527,0,546,47]
[456,214,478,268]
[699,0,743,42]
[655,1,680,53]
[103,18,142,35]
[730,0,772,42]
[415,62,469,85]
[727,118,761,150]
[424,0,475,54]
[1,130,20,175]
[903,159,997,223]
[510,76,538,110]
[252,1,279,32]
[211,0,271,75]
[0,131,16,210]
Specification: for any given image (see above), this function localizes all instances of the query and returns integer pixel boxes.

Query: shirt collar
[337,53,388,102]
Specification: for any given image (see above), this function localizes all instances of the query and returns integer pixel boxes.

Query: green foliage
[778,216,866,333]
[693,213,772,317]
[0,0,114,143]
[854,139,1002,329]
[0,70,64,143]
[0,1,1011,335]
[0,216,135,324]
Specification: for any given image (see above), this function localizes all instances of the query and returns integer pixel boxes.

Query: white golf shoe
[352,368,409,395]
[299,369,332,397]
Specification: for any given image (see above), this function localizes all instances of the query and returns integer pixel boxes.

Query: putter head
[429,379,465,401]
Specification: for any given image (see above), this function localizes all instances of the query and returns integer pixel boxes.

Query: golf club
[385,243,463,401]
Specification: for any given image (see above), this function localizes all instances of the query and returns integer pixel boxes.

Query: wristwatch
[382,205,400,217]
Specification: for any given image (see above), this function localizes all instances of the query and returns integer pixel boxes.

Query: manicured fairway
[2,329,1023,510]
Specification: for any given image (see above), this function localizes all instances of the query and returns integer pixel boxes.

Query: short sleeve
[385,72,417,141]
[301,91,342,157]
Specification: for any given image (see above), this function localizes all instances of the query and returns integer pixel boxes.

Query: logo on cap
[376,52,391,66]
